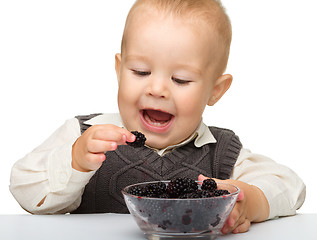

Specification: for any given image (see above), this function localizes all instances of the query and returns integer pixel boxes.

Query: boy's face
[116,8,229,149]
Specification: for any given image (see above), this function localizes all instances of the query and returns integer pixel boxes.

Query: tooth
[144,113,168,127]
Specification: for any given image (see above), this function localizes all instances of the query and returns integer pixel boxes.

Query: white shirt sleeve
[231,148,306,220]
[9,118,96,214]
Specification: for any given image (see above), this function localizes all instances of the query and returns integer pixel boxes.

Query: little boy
[10,0,305,235]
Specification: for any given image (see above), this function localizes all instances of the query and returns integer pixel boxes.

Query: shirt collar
[84,113,124,127]
[84,113,217,155]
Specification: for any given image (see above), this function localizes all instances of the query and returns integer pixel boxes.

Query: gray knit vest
[72,114,242,214]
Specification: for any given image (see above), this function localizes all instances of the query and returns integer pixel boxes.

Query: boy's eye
[132,70,151,76]
[172,77,191,85]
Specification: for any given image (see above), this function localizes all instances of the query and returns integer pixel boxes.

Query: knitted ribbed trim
[209,126,242,179]
[75,113,102,134]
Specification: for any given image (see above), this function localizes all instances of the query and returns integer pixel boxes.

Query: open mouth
[140,109,174,133]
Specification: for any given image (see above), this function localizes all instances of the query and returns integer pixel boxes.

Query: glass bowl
[122,180,239,240]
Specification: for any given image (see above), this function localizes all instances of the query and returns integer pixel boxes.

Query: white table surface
[0,213,314,240]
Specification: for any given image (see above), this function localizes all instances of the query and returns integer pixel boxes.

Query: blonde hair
[121,0,232,72]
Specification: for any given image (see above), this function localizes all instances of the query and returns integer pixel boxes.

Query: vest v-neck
[122,141,200,176]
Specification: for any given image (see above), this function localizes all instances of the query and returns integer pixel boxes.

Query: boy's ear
[115,53,122,83]
[207,74,232,106]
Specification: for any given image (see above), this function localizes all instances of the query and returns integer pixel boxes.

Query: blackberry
[158,193,170,198]
[199,190,213,198]
[212,189,230,197]
[127,178,230,199]
[201,178,217,192]
[166,177,198,198]
[179,192,201,199]
[127,131,146,147]
[128,185,146,196]
[143,182,166,197]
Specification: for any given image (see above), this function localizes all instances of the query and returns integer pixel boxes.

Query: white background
[0,0,316,214]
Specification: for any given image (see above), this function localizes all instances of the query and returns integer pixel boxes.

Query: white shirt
[10,113,306,218]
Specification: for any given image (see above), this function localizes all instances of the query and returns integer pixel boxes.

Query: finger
[118,128,137,143]
[221,223,230,234]
[237,189,245,201]
[82,153,106,171]
[226,214,236,228]
[221,214,234,234]
[87,139,118,153]
[221,214,236,234]
[86,152,106,163]
[198,174,209,181]
[125,132,136,143]
[222,202,243,234]
[93,126,135,145]
[232,219,251,234]
[93,128,124,142]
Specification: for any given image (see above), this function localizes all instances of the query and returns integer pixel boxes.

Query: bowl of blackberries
[122,177,240,240]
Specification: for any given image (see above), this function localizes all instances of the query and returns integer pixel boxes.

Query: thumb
[237,189,245,201]
[198,174,209,181]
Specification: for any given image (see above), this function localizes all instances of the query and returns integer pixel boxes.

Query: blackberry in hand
[127,131,146,147]
[201,178,217,191]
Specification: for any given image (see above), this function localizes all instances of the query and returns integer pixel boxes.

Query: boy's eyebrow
[173,63,203,76]
[124,54,203,75]
[124,54,150,63]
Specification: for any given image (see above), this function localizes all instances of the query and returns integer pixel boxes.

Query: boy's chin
[146,142,166,150]
[145,138,171,150]
[144,129,195,150]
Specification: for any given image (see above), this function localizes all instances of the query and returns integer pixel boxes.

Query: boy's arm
[199,148,306,234]
[219,178,269,234]
[232,148,306,220]
[9,118,95,214]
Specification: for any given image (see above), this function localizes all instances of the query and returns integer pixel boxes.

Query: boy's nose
[145,77,170,99]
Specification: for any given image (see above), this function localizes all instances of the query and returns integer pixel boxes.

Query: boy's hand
[198,175,269,234]
[72,124,136,172]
